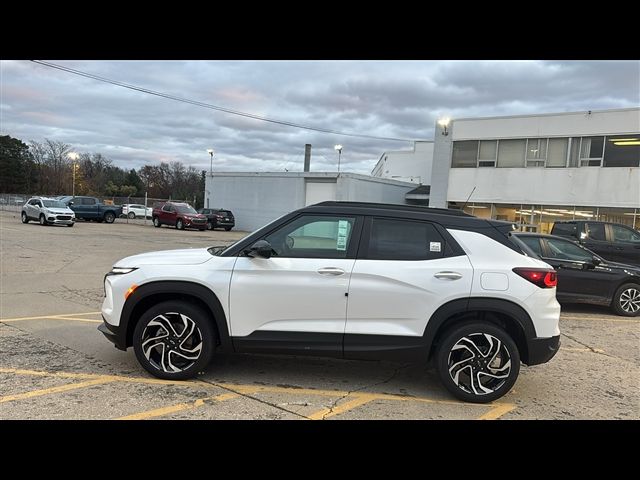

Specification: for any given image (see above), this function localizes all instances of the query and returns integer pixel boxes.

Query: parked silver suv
[21,197,76,226]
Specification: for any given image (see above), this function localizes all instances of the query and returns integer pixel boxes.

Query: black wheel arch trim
[423,297,537,363]
[117,280,232,352]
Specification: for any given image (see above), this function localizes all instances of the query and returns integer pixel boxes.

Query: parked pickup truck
[58,196,123,223]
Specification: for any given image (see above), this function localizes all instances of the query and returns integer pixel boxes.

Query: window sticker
[337,220,349,251]
[429,242,442,252]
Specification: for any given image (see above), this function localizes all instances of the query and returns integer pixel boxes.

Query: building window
[603,135,640,167]
[546,138,569,168]
[452,141,479,168]
[526,138,548,167]
[568,137,581,167]
[497,139,526,168]
[478,140,497,167]
[579,136,604,166]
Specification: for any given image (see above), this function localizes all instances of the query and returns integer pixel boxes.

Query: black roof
[312,201,471,217]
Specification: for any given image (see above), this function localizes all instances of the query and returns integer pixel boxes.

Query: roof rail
[312,201,473,217]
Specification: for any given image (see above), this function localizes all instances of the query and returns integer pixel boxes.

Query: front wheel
[67,223,74,227]
[435,322,520,403]
[612,283,640,316]
[207,221,214,230]
[128,212,136,219]
[153,217,161,228]
[21,211,29,223]
[39,214,48,226]
[104,212,115,223]
[133,301,215,380]
[176,219,184,230]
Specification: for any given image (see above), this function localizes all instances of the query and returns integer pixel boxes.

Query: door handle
[317,267,345,276]
[434,271,463,280]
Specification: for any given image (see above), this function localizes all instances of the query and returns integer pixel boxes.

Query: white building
[205,172,415,231]
[376,107,640,231]
[371,140,434,184]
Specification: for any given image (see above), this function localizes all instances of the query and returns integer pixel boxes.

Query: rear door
[161,204,176,225]
[582,222,611,260]
[608,224,640,266]
[541,237,613,303]
[345,217,473,343]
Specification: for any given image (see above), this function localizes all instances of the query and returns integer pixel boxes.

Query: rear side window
[586,223,606,241]
[552,223,577,237]
[518,236,543,256]
[368,218,446,261]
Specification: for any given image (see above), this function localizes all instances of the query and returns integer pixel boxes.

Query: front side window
[545,238,593,262]
[367,218,446,261]
[264,215,356,259]
[610,225,640,243]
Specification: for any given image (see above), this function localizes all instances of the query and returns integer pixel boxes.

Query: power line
[31,60,416,144]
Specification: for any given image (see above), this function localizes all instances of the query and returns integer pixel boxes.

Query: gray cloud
[1,60,638,174]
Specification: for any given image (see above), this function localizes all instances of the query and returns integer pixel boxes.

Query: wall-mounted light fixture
[437,117,451,136]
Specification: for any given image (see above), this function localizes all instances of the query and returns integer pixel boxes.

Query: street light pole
[68,152,79,196]
[207,149,214,209]
[334,144,343,173]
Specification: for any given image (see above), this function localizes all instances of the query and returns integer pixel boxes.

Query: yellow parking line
[117,392,239,420]
[0,377,117,403]
[0,311,101,322]
[47,316,102,323]
[308,393,378,420]
[561,315,638,323]
[477,403,516,420]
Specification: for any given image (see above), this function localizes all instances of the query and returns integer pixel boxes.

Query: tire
[199,228,206,232]
[207,221,214,230]
[224,227,232,231]
[133,300,215,380]
[104,212,116,223]
[21,211,29,223]
[176,219,184,230]
[435,322,520,403]
[39,214,48,226]
[153,217,161,228]
[612,283,640,316]
[67,223,74,227]
[128,212,136,219]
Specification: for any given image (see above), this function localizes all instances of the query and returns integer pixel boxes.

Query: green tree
[0,135,30,193]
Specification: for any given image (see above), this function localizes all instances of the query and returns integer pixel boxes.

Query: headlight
[108,267,138,275]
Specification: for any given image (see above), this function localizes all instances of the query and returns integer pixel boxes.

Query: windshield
[43,200,67,208]
[175,205,197,214]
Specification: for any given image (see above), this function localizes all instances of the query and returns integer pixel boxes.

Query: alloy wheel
[620,287,640,314]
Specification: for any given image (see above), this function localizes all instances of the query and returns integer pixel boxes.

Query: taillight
[512,268,557,288]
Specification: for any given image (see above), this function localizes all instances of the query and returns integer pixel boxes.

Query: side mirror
[244,240,273,259]
[591,256,601,266]
[68,201,74,206]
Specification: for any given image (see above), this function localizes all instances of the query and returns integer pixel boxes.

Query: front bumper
[98,317,127,351]
[525,335,560,365]
[47,215,75,225]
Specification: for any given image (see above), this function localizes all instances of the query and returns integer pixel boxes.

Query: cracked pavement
[1,210,638,419]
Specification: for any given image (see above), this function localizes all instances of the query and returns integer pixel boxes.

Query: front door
[608,224,640,265]
[229,214,362,356]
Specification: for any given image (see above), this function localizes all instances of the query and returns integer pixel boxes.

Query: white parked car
[121,204,152,219]
[21,197,75,226]
[100,201,561,403]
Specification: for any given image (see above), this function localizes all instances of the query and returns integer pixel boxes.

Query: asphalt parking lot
[1,209,638,420]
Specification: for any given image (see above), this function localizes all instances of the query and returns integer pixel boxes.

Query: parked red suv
[152,202,208,231]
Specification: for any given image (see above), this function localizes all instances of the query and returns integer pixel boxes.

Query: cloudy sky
[1,60,639,174]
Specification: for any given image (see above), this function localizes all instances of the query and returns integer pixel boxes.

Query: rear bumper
[525,335,560,366]
[98,318,127,351]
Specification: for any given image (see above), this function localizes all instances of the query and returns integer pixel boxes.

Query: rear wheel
[153,217,161,228]
[21,211,29,223]
[176,219,184,230]
[39,214,48,226]
[128,212,136,219]
[612,283,640,316]
[133,301,215,380]
[104,212,115,223]
[435,322,520,403]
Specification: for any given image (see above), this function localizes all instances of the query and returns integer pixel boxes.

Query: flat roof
[453,106,640,122]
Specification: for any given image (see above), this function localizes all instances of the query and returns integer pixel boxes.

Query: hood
[115,248,213,267]
[45,207,74,214]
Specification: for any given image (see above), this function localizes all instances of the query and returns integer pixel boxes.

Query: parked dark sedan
[197,208,235,231]
[512,232,640,316]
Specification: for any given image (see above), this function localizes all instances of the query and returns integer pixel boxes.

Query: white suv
[21,197,75,226]
[100,202,561,403]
